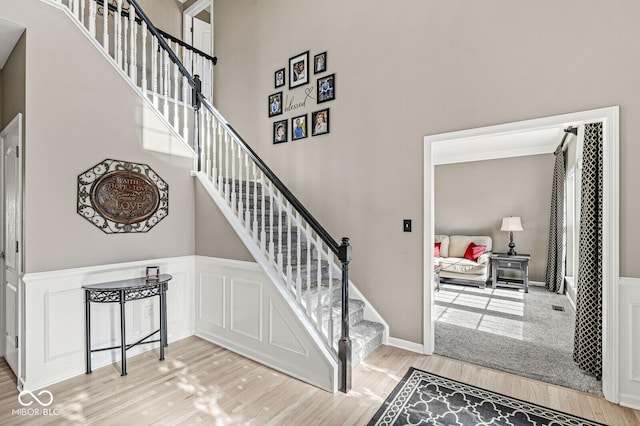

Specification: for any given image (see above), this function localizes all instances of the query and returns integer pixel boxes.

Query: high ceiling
[0,18,24,69]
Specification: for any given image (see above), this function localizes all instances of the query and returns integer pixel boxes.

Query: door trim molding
[423,106,620,403]
[182,0,212,44]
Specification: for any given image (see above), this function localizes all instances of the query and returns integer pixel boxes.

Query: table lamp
[501,216,523,256]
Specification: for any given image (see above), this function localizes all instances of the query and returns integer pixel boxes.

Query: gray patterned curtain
[573,122,603,379]
[545,142,566,293]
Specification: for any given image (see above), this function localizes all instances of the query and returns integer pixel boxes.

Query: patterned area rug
[368,368,604,426]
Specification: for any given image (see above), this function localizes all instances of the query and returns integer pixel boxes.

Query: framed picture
[268,92,283,117]
[291,114,308,140]
[273,119,288,144]
[275,68,285,88]
[314,52,327,74]
[311,108,330,137]
[289,51,309,89]
[317,73,335,103]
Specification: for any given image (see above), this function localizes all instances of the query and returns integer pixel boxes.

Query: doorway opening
[183,0,213,99]
[423,106,620,402]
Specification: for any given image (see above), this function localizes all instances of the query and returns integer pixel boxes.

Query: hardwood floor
[1,337,639,425]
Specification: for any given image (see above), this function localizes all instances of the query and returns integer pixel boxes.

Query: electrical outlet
[403,219,412,232]
[144,304,154,318]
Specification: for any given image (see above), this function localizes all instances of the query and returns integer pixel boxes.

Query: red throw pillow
[434,242,441,257]
[464,242,486,261]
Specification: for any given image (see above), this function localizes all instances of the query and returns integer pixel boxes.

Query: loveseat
[435,235,493,287]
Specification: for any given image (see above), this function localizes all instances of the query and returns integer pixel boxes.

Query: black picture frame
[317,73,335,104]
[291,114,308,141]
[289,51,309,89]
[275,68,285,88]
[268,92,283,117]
[314,52,327,74]
[311,108,330,137]
[273,119,288,144]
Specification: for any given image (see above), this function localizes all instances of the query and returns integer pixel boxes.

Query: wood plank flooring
[1,336,638,425]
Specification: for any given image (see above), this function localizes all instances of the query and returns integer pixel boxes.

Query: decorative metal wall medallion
[77,159,169,233]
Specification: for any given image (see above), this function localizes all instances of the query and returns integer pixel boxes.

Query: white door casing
[423,106,619,403]
[1,113,23,379]
[183,0,213,99]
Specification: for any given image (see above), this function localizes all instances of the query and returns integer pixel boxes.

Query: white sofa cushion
[448,235,493,259]
[435,235,449,258]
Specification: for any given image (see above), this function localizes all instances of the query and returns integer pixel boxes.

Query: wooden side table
[490,253,530,293]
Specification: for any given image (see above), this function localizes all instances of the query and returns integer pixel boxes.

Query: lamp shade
[501,216,523,232]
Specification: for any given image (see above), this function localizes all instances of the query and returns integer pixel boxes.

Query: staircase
[45,0,387,391]
[232,180,385,368]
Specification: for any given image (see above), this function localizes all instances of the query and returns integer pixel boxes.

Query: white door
[191,16,213,98]
[1,114,22,377]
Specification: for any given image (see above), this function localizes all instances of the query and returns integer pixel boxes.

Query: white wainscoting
[619,277,640,410]
[21,256,195,391]
[194,256,338,392]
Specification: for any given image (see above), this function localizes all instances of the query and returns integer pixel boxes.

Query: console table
[490,253,530,293]
[83,274,172,376]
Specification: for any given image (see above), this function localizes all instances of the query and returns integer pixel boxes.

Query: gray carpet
[434,283,602,394]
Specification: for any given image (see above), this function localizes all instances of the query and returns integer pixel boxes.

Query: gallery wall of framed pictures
[268,50,335,145]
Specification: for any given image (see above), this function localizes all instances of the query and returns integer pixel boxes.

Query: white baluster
[260,172,267,252]
[123,14,128,74]
[81,0,86,25]
[129,6,136,84]
[205,112,212,180]
[252,163,258,240]
[244,153,251,232]
[316,235,323,331]
[286,202,293,291]
[224,132,230,202]
[182,76,189,142]
[211,116,218,182]
[218,122,224,193]
[237,148,244,222]
[89,0,96,37]
[151,36,158,106]
[327,250,334,345]
[306,223,312,315]
[141,22,147,96]
[277,191,283,274]
[163,50,169,119]
[230,142,236,211]
[115,0,122,67]
[268,181,275,263]
[296,215,302,303]
[102,0,108,50]
[173,60,179,130]
[72,0,79,19]
[209,60,214,98]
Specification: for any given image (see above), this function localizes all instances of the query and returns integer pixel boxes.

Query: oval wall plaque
[91,170,160,224]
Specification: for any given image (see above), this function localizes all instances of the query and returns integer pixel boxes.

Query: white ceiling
[0,18,25,69]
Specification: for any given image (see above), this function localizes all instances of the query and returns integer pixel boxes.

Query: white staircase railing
[51,0,354,392]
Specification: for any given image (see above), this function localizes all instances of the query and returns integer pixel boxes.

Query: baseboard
[387,337,424,354]
[21,256,196,392]
[529,280,544,287]
[619,392,640,411]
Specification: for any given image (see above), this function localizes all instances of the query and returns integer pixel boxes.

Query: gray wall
[435,154,554,282]
[138,0,184,39]
[195,182,253,261]
[1,0,195,273]
[1,32,25,129]
[211,0,640,343]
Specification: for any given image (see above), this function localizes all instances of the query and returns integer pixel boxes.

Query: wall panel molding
[22,256,195,391]
[619,277,640,409]
[195,256,338,392]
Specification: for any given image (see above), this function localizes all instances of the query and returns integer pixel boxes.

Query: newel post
[193,75,202,171]
[338,237,352,393]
